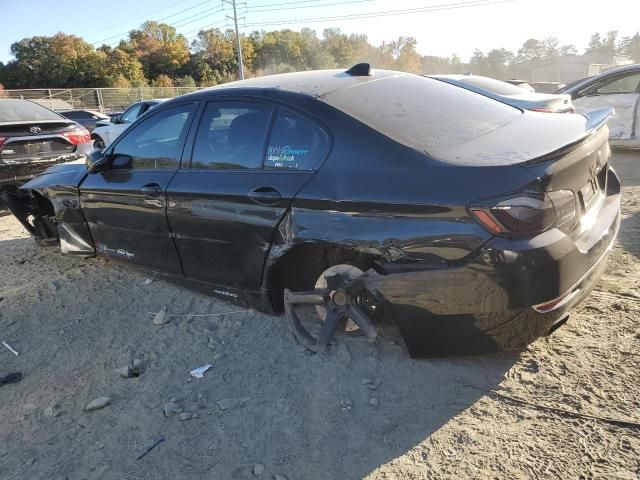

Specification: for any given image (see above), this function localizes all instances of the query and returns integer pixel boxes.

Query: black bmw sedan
[6,65,621,357]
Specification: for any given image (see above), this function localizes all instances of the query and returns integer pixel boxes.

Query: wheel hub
[284,267,378,353]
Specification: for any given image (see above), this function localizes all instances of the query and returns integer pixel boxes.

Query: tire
[92,135,106,151]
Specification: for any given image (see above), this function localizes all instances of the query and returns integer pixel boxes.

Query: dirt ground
[0,150,639,480]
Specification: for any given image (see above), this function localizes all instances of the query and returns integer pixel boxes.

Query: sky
[0,0,638,63]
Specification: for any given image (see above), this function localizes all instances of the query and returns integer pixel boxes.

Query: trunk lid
[0,121,77,163]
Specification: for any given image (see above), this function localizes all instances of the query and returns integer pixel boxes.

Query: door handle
[140,183,163,197]
[248,186,282,206]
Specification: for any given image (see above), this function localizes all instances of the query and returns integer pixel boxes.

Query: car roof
[196,68,405,100]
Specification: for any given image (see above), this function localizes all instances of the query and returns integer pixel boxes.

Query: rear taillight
[470,190,577,237]
[0,136,7,148]
[62,127,91,145]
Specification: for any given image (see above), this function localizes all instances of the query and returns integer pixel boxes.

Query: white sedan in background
[558,64,640,148]
[91,99,168,150]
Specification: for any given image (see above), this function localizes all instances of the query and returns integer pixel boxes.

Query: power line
[249,0,372,13]
[183,18,231,37]
[172,7,226,28]
[86,0,212,40]
[91,0,224,46]
[244,0,515,27]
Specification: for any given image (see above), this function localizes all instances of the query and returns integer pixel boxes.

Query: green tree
[3,33,103,88]
[586,31,618,57]
[620,32,640,62]
[98,45,147,86]
[516,38,545,62]
[175,75,196,87]
[125,21,190,79]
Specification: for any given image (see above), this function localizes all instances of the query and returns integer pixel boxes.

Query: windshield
[324,74,521,153]
[0,99,64,122]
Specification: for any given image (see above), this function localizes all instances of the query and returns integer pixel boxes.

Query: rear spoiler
[523,108,614,166]
[582,107,615,135]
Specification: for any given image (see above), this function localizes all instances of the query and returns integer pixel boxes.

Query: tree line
[0,22,638,90]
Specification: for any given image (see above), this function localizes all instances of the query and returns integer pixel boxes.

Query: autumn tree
[125,22,190,79]
[2,33,103,88]
[97,45,147,87]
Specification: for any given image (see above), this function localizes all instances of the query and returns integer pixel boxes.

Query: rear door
[80,102,197,274]
[167,99,330,292]
[573,71,640,141]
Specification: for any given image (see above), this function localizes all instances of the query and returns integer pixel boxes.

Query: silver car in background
[431,74,575,113]
[557,63,640,147]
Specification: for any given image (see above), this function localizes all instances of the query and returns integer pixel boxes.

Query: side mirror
[110,115,121,124]
[87,150,108,173]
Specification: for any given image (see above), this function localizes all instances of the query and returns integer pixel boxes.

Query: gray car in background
[431,74,575,113]
[59,109,111,131]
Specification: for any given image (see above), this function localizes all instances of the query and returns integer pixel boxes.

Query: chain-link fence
[1,87,207,113]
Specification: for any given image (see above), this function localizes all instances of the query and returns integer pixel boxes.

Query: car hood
[427,108,612,166]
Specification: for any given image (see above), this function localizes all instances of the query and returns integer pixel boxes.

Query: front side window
[109,103,196,170]
[594,73,640,95]
[121,103,143,123]
[191,102,273,169]
[265,109,329,170]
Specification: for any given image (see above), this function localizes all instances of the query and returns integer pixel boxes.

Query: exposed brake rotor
[285,266,378,353]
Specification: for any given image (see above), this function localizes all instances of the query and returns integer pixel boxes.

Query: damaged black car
[5,65,621,357]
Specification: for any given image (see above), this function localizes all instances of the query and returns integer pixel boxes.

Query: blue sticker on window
[267,145,309,167]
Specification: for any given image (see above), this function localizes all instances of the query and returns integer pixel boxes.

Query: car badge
[29,126,42,134]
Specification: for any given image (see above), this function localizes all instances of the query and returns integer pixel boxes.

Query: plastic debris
[2,341,19,356]
[136,436,165,461]
[190,364,212,378]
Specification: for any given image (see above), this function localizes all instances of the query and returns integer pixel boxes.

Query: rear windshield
[459,76,529,96]
[324,74,521,153]
[0,99,63,122]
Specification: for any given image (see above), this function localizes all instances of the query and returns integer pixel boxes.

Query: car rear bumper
[373,168,621,357]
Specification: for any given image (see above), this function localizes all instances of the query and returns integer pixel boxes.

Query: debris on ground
[163,402,181,417]
[2,341,19,356]
[136,437,165,461]
[152,308,170,326]
[84,396,112,412]
[114,360,145,378]
[253,463,265,476]
[189,364,212,378]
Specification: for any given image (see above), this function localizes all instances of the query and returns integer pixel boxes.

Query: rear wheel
[284,263,379,352]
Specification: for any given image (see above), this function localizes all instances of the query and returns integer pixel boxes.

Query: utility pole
[223,0,245,80]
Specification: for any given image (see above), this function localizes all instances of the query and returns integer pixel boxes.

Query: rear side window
[191,102,273,169]
[0,99,63,122]
[324,74,521,153]
[265,109,329,170]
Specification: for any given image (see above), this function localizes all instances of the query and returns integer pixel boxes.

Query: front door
[167,100,330,292]
[573,71,640,142]
[80,102,198,274]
